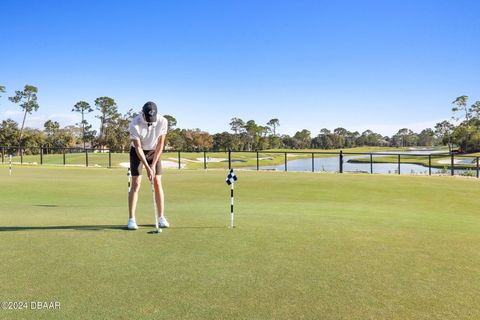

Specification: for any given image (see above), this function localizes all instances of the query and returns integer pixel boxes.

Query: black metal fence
[1,146,479,178]
[0,146,114,168]
[222,150,479,178]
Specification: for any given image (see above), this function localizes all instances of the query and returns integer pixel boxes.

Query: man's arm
[152,134,166,168]
[133,139,154,180]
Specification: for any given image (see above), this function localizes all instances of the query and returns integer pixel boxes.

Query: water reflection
[243,150,473,175]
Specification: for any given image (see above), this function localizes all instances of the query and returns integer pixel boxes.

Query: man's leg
[128,175,142,219]
[153,175,164,218]
[154,175,169,228]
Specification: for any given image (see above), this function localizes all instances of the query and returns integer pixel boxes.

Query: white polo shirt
[129,114,168,150]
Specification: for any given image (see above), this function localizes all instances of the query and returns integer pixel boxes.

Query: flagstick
[230,181,234,228]
[9,155,12,176]
[226,169,237,229]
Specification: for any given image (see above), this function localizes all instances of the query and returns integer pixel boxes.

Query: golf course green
[0,166,479,319]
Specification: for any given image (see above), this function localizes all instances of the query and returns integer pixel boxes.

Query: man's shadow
[0,225,226,232]
[1,205,227,231]
[0,225,129,232]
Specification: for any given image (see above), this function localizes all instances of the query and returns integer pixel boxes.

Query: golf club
[127,167,131,193]
[148,180,162,234]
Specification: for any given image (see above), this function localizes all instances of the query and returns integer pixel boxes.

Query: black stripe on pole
[477,157,479,179]
[429,155,431,176]
[339,151,343,173]
[230,188,234,214]
[370,153,373,174]
[397,154,400,174]
[451,153,454,176]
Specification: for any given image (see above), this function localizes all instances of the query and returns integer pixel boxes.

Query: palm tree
[72,101,94,149]
[243,120,258,151]
[452,95,469,123]
[164,115,177,131]
[267,118,280,136]
[8,85,39,151]
[470,101,480,119]
[452,96,472,152]
[95,97,118,148]
[229,117,245,134]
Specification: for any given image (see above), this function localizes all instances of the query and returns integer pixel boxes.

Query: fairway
[1,166,480,319]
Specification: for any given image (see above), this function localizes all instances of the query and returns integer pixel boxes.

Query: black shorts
[129,147,162,176]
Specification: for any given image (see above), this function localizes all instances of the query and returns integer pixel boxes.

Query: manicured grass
[1,166,479,319]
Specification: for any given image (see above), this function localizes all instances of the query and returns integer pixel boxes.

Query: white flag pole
[226,169,237,229]
[230,181,234,228]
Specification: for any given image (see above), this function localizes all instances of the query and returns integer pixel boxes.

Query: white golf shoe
[158,216,170,228]
[127,218,138,230]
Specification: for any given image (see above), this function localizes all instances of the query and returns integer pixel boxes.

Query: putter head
[148,228,162,234]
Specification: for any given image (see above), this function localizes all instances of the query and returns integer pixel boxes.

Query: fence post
[311,153,314,172]
[339,151,343,173]
[284,152,287,172]
[40,146,43,165]
[85,149,89,167]
[370,153,373,174]
[477,157,479,179]
[397,154,400,174]
[63,148,66,165]
[178,151,181,170]
[228,149,232,170]
[428,155,431,176]
[451,153,454,176]
[204,150,207,170]
[109,149,112,168]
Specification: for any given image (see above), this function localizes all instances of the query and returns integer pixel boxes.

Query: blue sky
[1,0,479,136]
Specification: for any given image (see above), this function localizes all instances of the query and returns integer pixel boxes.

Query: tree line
[0,84,478,153]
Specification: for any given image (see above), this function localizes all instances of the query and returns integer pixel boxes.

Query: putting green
[0,166,479,319]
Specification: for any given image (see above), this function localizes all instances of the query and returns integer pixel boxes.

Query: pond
[243,150,466,175]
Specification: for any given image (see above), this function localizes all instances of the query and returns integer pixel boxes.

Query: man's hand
[150,164,157,177]
[147,166,155,182]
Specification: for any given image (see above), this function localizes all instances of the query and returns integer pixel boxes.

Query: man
[127,101,169,230]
